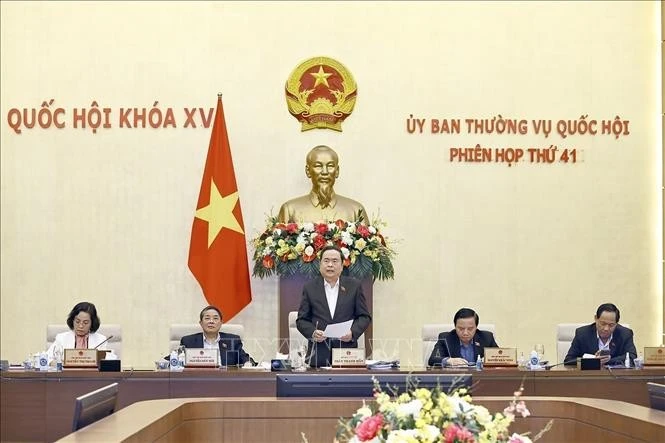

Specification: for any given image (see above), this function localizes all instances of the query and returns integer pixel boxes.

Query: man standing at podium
[296,246,371,367]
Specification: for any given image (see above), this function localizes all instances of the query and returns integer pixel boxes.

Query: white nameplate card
[185,348,219,367]
[332,348,366,367]
[64,349,99,368]
[643,347,665,366]
[483,348,517,367]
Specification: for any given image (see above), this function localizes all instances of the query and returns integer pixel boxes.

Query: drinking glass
[534,344,545,361]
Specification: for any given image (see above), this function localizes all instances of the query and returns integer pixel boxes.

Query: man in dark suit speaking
[180,305,250,366]
[564,303,637,366]
[428,308,499,367]
[296,245,371,367]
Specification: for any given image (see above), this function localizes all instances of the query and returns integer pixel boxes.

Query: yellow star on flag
[310,65,332,88]
[194,179,244,247]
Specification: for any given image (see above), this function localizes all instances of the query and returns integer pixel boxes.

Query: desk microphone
[440,336,453,366]
[93,335,114,350]
[543,358,579,370]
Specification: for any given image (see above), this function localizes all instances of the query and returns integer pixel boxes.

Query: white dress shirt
[324,279,340,319]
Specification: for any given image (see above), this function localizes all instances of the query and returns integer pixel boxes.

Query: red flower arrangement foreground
[301,377,552,443]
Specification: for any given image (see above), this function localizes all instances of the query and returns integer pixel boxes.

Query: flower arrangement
[251,215,396,280]
[333,377,550,443]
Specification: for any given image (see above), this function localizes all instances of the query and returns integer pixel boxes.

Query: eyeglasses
[322,258,341,265]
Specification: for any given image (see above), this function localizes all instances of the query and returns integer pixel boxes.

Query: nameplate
[483,348,517,367]
[643,347,665,366]
[185,348,219,367]
[332,348,366,367]
[64,349,101,368]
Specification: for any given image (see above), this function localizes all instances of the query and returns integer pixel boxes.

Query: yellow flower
[354,238,367,251]
[294,242,305,253]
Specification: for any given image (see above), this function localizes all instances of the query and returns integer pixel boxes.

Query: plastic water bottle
[475,355,483,371]
[53,346,63,372]
[624,352,630,368]
[169,350,179,371]
[178,347,186,370]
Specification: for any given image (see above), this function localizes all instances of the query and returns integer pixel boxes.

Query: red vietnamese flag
[188,95,252,320]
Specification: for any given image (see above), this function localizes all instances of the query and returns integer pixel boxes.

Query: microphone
[543,358,578,370]
[93,335,114,350]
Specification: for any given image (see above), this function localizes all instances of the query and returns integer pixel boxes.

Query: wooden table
[2,366,664,442]
[55,396,665,443]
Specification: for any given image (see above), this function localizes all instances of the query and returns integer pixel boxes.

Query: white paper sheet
[323,320,353,338]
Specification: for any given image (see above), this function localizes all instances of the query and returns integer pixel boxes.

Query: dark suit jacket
[296,276,371,367]
[179,332,250,366]
[564,323,637,366]
[427,329,499,367]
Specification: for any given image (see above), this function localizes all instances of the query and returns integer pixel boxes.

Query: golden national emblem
[285,56,357,132]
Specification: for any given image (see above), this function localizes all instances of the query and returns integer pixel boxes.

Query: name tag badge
[332,348,366,367]
[185,348,219,368]
[484,348,518,367]
[643,347,665,366]
[64,349,99,368]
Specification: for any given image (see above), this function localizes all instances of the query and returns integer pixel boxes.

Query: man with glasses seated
[564,303,637,366]
[296,245,371,367]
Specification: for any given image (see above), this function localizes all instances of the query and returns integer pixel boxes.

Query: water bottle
[169,350,179,371]
[528,350,540,369]
[53,346,63,372]
[624,352,630,368]
[178,347,186,370]
[475,355,483,371]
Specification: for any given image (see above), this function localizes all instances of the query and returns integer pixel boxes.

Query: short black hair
[66,302,101,332]
[596,303,620,323]
[453,308,479,326]
[199,305,223,321]
[320,245,344,261]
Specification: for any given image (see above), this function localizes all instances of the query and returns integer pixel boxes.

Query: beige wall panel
[1,1,662,366]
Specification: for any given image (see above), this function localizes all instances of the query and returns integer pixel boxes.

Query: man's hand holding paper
[323,320,354,339]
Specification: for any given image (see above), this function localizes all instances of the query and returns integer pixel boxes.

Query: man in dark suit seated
[427,308,499,367]
[179,305,250,366]
[564,303,637,366]
[296,245,371,367]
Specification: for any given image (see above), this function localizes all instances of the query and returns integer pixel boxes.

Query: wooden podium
[278,274,373,356]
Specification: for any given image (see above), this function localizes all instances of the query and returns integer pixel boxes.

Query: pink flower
[443,424,476,443]
[355,414,383,441]
[356,224,370,238]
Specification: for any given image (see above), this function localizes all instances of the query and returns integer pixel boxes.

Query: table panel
[2,366,664,442]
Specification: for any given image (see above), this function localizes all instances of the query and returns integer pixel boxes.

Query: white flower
[355,405,373,419]
[302,222,315,232]
[354,238,367,251]
[304,246,314,256]
[341,231,354,246]
[422,425,440,440]
[340,247,350,259]
[474,404,492,425]
[346,224,356,234]
[396,399,422,418]
[386,429,420,443]
[264,237,274,246]
[328,222,336,231]
[368,226,377,234]
[446,396,473,417]
[273,229,282,236]
[296,232,308,244]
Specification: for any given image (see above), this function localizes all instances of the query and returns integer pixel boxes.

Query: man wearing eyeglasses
[564,303,637,366]
[296,245,371,367]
